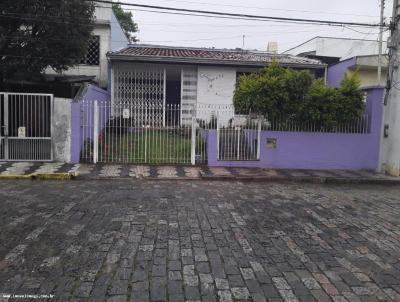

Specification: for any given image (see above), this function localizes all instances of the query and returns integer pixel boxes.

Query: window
[80,35,100,66]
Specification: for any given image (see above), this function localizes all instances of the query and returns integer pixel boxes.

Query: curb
[59,173,400,185]
[0,173,75,180]
[200,175,400,185]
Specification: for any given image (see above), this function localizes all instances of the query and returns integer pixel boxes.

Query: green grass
[98,129,194,164]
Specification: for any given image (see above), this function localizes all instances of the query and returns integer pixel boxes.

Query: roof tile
[110,45,323,67]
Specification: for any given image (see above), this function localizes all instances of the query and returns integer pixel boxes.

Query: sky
[121,0,393,53]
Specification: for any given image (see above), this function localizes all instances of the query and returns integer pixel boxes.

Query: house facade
[327,55,388,88]
[284,36,388,65]
[45,2,129,89]
[108,45,326,125]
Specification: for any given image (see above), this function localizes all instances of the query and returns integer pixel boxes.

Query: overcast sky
[121,0,393,53]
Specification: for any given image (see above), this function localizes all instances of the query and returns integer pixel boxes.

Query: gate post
[3,93,9,160]
[257,118,262,160]
[93,100,99,164]
[216,112,220,160]
[191,116,196,165]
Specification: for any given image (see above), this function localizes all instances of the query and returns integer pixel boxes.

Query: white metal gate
[0,93,53,161]
[80,101,204,164]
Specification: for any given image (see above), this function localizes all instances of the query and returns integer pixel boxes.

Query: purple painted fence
[207,87,384,170]
[70,84,110,163]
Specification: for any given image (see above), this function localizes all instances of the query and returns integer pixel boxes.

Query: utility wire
[138,0,379,18]
[101,6,380,29]
[91,0,384,28]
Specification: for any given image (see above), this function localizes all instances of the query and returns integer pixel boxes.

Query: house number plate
[123,109,130,119]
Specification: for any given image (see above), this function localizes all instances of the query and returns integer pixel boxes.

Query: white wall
[197,66,236,105]
[45,25,110,88]
[196,66,236,124]
[285,37,387,60]
[94,3,112,23]
[44,3,113,88]
[53,98,72,162]
[317,38,387,60]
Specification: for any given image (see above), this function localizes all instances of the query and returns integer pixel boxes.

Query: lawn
[98,129,194,164]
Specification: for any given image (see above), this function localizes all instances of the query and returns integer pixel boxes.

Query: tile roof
[109,45,325,68]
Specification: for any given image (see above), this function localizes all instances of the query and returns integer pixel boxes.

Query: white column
[383,0,400,176]
[3,93,8,160]
[191,117,196,165]
[257,119,262,160]
[93,100,99,164]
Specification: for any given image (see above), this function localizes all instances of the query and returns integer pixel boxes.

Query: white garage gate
[0,92,53,161]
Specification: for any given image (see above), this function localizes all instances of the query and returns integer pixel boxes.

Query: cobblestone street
[1,180,400,302]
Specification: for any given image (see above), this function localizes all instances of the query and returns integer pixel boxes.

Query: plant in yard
[233,61,313,119]
[234,62,365,127]
[197,113,218,129]
[299,79,340,129]
[336,72,365,123]
[0,0,95,84]
[300,72,365,128]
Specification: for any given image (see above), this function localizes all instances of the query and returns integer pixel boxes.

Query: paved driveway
[0,181,400,302]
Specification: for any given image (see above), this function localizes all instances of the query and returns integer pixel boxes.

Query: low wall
[207,87,384,170]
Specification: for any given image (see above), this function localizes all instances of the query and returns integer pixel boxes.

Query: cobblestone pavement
[1,162,398,183]
[1,181,400,302]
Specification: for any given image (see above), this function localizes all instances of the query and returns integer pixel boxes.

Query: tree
[234,63,365,128]
[0,0,95,83]
[301,72,365,127]
[112,4,138,43]
[233,62,313,119]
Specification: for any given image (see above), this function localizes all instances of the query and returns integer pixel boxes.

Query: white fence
[80,102,226,164]
[80,101,370,164]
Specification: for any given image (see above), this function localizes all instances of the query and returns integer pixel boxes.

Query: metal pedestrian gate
[0,93,53,161]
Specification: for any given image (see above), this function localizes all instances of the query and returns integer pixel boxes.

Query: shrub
[234,62,313,119]
[300,73,365,127]
[233,63,365,125]
[300,79,340,128]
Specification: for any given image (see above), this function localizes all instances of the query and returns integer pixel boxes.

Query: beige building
[327,55,388,88]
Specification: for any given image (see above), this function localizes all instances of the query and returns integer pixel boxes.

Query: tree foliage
[234,63,365,125]
[112,4,138,43]
[234,62,313,118]
[0,0,95,82]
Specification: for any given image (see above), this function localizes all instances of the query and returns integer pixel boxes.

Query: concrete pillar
[382,0,400,176]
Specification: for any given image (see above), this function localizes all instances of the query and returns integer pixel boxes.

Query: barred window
[80,35,100,65]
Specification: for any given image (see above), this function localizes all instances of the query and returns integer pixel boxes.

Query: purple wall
[327,57,357,87]
[207,87,384,170]
[70,84,110,164]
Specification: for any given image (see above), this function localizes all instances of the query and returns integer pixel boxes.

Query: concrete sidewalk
[0,162,399,184]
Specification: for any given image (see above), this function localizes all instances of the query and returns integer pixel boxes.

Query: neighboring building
[45,2,129,89]
[284,36,388,65]
[327,55,388,88]
[107,44,326,125]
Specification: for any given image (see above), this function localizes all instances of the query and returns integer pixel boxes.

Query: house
[283,36,388,65]
[327,55,388,88]
[107,44,326,125]
[45,2,129,90]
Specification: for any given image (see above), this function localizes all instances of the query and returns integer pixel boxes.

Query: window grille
[80,36,100,66]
